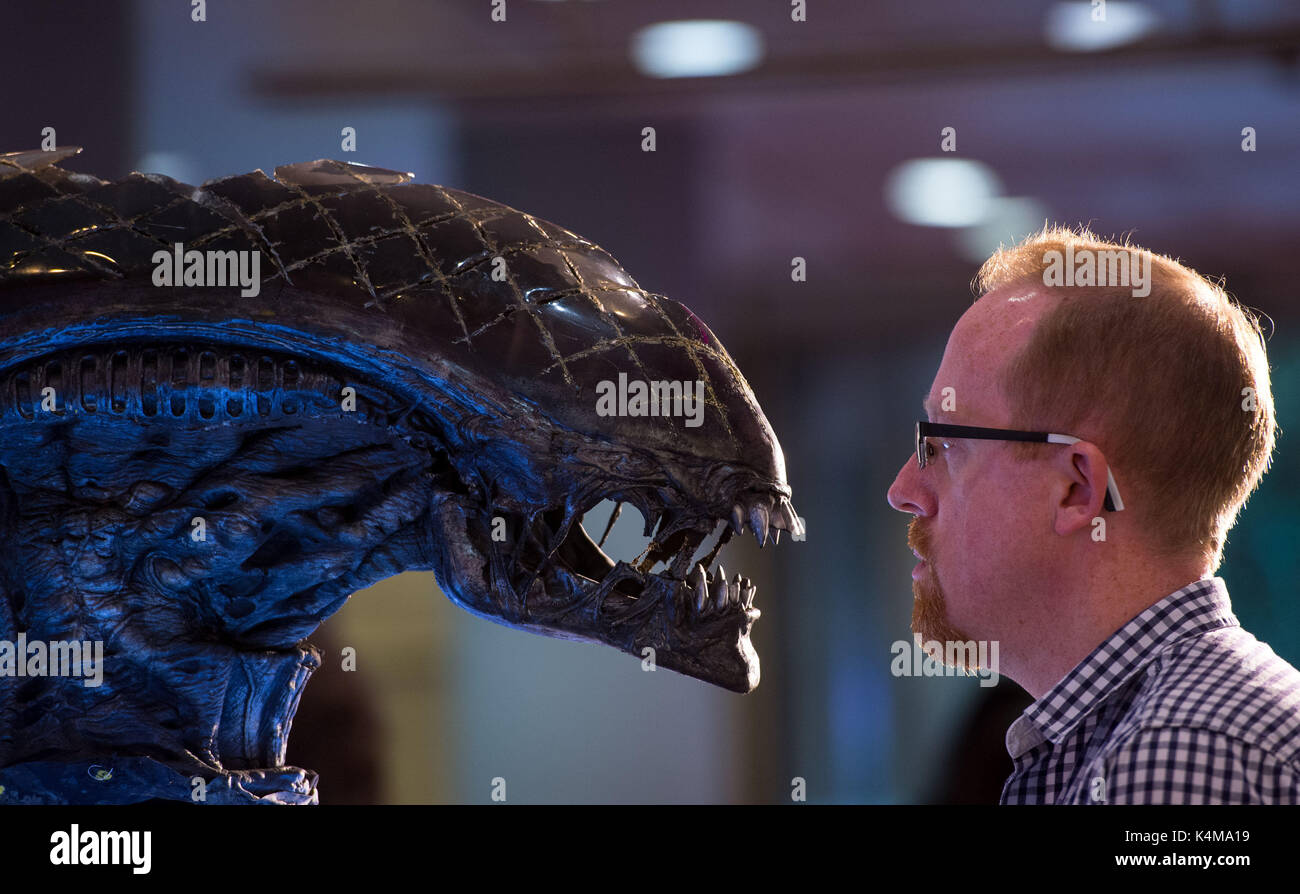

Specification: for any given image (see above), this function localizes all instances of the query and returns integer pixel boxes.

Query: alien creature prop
[0,148,801,803]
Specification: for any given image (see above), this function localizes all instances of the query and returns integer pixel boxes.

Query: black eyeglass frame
[916,421,1125,512]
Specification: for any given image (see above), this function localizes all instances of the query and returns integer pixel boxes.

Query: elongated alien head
[0,147,801,783]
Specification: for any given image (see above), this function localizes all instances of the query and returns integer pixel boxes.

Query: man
[886,226,1300,804]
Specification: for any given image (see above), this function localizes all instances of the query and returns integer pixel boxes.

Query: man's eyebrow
[922,393,936,420]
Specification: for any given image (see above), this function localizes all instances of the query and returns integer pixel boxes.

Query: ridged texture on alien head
[0,149,784,481]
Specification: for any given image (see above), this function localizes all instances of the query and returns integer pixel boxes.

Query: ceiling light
[630,20,764,79]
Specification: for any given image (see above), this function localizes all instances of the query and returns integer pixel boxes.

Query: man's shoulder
[1082,628,1300,803]
[1116,625,1300,763]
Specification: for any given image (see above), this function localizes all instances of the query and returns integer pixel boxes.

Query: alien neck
[0,348,442,786]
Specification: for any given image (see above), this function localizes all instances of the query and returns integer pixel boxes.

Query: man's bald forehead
[952,285,1056,357]
[972,283,1054,325]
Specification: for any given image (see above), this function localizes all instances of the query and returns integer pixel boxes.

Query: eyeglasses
[916,421,1125,512]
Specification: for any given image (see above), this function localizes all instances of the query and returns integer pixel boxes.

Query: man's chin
[911,574,974,649]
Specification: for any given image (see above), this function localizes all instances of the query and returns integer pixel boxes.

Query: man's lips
[911,547,927,580]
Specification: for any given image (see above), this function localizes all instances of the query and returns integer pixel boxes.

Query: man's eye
[924,440,952,461]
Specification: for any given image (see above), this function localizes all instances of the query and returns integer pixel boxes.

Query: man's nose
[887,454,932,516]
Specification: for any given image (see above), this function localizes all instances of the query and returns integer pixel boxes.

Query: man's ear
[1053,443,1108,537]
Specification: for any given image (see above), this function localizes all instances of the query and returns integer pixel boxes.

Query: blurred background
[4,0,1298,803]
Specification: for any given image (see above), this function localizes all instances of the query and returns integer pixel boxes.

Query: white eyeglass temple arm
[1046,433,1125,512]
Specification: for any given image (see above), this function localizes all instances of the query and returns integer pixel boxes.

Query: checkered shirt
[1000,576,1300,804]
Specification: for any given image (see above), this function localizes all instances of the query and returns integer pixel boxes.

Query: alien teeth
[749,503,769,547]
[691,563,708,612]
[714,566,729,610]
[770,499,792,530]
[679,565,765,615]
[573,487,801,624]
[772,501,786,528]
[683,565,756,615]
[775,499,804,539]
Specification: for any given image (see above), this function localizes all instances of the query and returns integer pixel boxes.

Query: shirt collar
[1018,576,1238,746]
